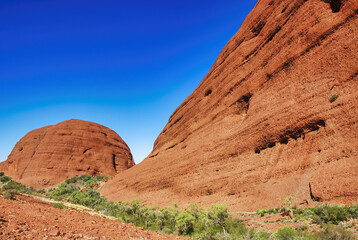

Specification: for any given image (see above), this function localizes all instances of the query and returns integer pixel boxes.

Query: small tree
[208,204,230,233]
[175,211,195,235]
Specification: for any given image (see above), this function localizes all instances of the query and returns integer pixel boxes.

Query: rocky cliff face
[0,119,134,188]
[101,0,358,211]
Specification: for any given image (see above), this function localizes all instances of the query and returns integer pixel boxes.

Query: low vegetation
[0,173,356,239]
[53,202,66,209]
[330,94,339,103]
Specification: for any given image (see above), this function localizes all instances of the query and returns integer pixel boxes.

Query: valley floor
[0,195,190,240]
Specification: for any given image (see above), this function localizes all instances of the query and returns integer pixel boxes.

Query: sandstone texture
[101,0,358,211]
[0,119,134,188]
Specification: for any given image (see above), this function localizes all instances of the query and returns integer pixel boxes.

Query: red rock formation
[0,119,134,188]
[101,0,358,211]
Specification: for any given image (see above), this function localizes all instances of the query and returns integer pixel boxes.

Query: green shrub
[3,190,18,200]
[0,172,4,177]
[49,182,79,200]
[346,205,358,219]
[37,189,46,194]
[282,196,293,208]
[0,175,11,183]
[312,205,348,224]
[53,203,66,209]
[208,204,229,232]
[274,226,296,240]
[330,94,339,103]
[68,188,105,208]
[293,204,358,225]
[314,224,355,240]
[175,211,196,235]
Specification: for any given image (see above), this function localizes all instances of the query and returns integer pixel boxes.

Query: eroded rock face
[0,119,134,188]
[101,0,358,211]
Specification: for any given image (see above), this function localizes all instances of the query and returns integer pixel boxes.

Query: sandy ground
[0,195,190,240]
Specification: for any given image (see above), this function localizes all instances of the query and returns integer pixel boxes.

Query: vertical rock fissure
[309,183,321,202]
[112,154,117,172]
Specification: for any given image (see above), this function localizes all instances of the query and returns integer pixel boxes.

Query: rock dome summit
[101,0,358,211]
[0,119,134,188]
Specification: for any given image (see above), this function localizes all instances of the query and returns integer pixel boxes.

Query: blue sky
[0,0,257,163]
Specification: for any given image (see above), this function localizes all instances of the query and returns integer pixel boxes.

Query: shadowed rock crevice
[255,120,326,154]
[83,148,92,154]
[231,93,253,115]
[112,154,117,172]
[309,183,321,202]
[251,20,266,37]
[169,116,183,128]
[205,89,212,97]
[322,0,343,13]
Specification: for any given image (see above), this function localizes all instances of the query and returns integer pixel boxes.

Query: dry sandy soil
[0,194,190,240]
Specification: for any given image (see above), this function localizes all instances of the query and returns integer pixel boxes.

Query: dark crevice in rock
[322,0,343,13]
[224,72,253,98]
[309,183,321,202]
[169,116,183,128]
[92,169,99,175]
[229,152,238,158]
[149,152,159,158]
[205,89,212,97]
[83,148,92,154]
[267,26,282,43]
[166,143,178,150]
[251,21,266,37]
[254,120,326,153]
[112,154,117,172]
[346,71,358,81]
[281,6,287,13]
[232,93,253,115]
[100,131,107,137]
[280,137,289,145]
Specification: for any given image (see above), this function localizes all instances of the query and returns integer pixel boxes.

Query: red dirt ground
[0,195,190,240]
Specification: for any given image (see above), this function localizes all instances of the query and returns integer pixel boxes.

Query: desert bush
[311,205,348,224]
[314,224,355,240]
[37,189,46,194]
[68,187,105,208]
[175,211,196,235]
[0,175,11,183]
[208,204,229,232]
[293,204,358,226]
[49,182,79,200]
[3,190,18,200]
[273,226,296,240]
[53,202,66,209]
[0,172,4,177]
[36,176,358,239]
[330,94,339,103]
[282,196,293,208]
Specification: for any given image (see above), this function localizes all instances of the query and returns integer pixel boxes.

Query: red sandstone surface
[0,195,189,240]
[0,119,134,188]
[101,0,358,211]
